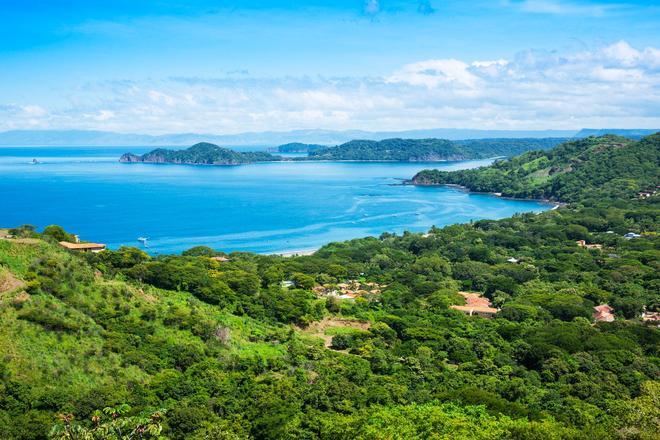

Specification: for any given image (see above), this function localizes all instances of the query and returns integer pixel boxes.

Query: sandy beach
[273,248,318,257]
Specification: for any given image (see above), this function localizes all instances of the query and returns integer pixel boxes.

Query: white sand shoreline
[270,248,319,257]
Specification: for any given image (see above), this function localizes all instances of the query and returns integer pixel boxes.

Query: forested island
[120,142,280,165]
[120,137,569,165]
[2,134,658,439]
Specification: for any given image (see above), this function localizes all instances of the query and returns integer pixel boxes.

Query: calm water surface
[0,147,551,254]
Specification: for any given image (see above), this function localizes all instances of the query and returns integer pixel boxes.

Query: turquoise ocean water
[0,147,551,254]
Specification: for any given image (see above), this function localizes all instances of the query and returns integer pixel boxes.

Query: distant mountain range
[0,128,656,147]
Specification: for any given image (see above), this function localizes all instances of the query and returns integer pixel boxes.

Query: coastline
[270,248,318,257]
[119,158,465,165]
[406,181,562,208]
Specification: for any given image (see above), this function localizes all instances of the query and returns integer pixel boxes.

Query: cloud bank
[1,41,659,133]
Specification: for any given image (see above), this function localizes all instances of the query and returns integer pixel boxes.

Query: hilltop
[120,142,280,165]
[412,134,660,202]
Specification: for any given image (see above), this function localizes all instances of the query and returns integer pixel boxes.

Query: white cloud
[601,40,641,65]
[598,40,660,69]
[22,105,47,117]
[507,0,617,16]
[1,40,659,133]
[389,59,479,88]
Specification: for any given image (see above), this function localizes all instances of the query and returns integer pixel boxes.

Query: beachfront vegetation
[0,134,658,439]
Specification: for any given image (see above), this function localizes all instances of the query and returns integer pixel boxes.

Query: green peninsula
[412,134,660,202]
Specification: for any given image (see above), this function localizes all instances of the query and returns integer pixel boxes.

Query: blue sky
[1,0,659,133]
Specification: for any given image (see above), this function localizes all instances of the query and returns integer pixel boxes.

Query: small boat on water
[137,237,149,246]
[31,159,39,164]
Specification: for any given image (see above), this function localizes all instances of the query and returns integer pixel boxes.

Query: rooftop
[593,304,615,322]
[451,292,499,317]
[58,241,106,250]
[450,305,499,315]
[457,291,492,308]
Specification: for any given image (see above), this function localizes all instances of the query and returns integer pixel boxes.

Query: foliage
[412,134,660,202]
[49,405,165,440]
[42,225,75,243]
[0,134,658,439]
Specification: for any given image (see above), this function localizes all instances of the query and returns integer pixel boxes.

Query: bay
[0,147,551,254]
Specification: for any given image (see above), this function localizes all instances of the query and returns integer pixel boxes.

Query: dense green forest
[1,135,659,439]
[306,138,568,161]
[119,142,280,165]
[453,138,570,157]
[412,134,660,202]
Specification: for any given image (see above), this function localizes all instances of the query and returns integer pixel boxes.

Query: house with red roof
[593,304,615,322]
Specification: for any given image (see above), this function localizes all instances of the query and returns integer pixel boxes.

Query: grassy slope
[0,239,286,414]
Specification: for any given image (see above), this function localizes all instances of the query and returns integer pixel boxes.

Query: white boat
[137,237,148,244]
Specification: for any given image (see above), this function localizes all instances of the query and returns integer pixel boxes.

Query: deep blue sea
[0,147,551,255]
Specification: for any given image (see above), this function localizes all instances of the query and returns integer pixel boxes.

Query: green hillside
[412,134,660,202]
[1,135,659,439]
